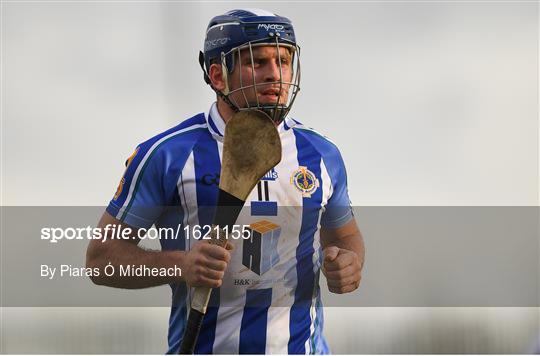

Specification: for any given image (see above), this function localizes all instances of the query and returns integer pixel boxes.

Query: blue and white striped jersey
[107,103,353,354]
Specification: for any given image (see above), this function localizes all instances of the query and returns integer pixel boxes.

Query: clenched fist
[182,241,232,288]
[322,246,362,294]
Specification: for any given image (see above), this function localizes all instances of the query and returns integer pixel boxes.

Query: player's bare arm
[320,218,365,294]
[86,211,231,289]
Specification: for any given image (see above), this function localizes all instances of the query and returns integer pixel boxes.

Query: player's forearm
[321,219,365,269]
[86,240,186,289]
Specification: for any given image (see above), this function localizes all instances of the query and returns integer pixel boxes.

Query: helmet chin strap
[199,51,240,114]
[217,89,240,114]
[218,93,288,125]
[257,105,287,125]
[220,96,287,125]
[219,62,241,114]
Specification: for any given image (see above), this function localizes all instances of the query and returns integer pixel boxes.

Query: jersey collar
[206,102,297,142]
[206,102,226,141]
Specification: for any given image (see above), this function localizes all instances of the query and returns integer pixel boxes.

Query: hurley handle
[178,222,232,354]
[178,308,204,354]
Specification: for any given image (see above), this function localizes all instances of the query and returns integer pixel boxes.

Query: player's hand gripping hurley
[179,110,282,354]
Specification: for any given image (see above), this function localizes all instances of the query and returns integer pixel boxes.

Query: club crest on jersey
[290,166,319,198]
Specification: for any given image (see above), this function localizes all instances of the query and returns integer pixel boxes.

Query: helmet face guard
[221,38,301,124]
[201,9,301,124]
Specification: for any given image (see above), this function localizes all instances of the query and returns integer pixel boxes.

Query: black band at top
[213,189,245,228]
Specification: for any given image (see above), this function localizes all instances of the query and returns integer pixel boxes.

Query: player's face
[228,45,294,108]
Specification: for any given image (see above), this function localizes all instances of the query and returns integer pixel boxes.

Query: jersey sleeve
[320,147,354,229]
[106,142,172,229]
